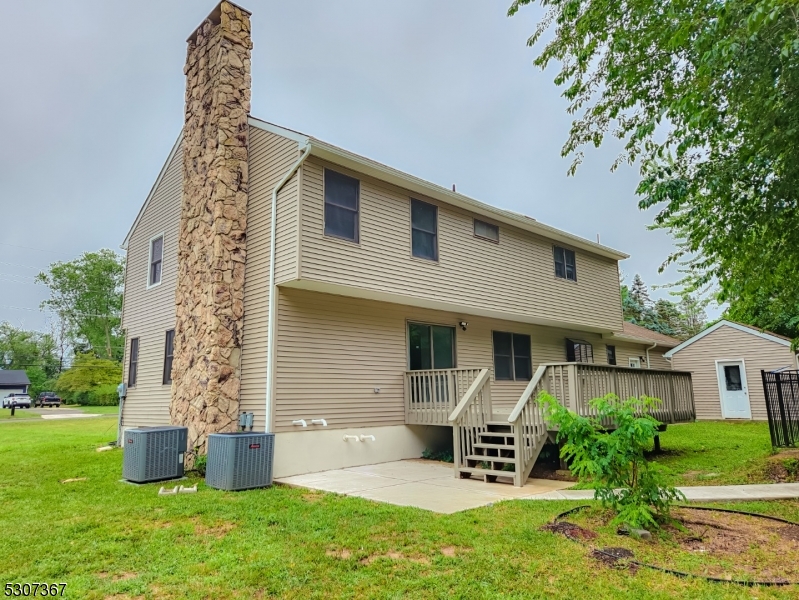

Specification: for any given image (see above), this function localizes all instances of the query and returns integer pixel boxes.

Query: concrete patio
[276,459,574,513]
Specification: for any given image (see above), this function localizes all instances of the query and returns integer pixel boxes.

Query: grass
[3,419,799,599]
[652,421,782,486]
[0,409,40,420]
[70,405,120,414]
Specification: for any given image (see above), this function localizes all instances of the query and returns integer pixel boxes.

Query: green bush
[55,354,121,405]
[194,453,207,476]
[540,391,684,529]
[422,448,454,463]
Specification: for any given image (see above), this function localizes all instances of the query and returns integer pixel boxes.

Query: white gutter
[265,141,311,433]
[645,342,657,369]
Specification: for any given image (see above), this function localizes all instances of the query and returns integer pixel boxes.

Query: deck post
[452,425,461,478]
[567,364,579,413]
[667,375,677,424]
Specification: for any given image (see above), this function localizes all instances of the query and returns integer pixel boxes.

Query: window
[606,345,617,365]
[724,365,743,391]
[128,338,139,387]
[553,246,576,281]
[566,339,594,363]
[149,235,163,287]
[324,169,360,242]
[493,332,532,381]
[163,330,175,385]
[474,219,499,242]
[629,357,642,369]
[408,323,455,370]
[411,199,438,260]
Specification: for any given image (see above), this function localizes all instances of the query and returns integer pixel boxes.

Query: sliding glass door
[408,323,455,370]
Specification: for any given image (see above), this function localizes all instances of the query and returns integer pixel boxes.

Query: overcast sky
[0,0,701,332]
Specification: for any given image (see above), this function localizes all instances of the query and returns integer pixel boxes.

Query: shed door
[716,360,751,419]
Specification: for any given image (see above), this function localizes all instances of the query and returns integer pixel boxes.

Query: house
[119,1,694,485]
[665,320,798,420]
[0,370,31,397]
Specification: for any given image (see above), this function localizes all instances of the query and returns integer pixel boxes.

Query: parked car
[35,392,62,407]
[2,393,31,408]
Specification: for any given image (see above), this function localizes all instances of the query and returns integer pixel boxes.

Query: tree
[620,275,706,339]
[36,250,125,361]
[508,0,799,343]
[629,275,651,310]
[55,354,121,406]
[0,323,60,398]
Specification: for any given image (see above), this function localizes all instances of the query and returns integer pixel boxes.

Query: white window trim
[628,357,641,368]
[146,232,165,290]
[714,358,751,419]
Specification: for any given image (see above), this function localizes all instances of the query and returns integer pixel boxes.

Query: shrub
[194,453,207,476]
[422,448,454,463]
[540,391,684,529]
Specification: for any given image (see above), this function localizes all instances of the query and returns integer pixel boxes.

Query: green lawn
[653,421,784,486]
[0,409,40,420]
[70,405,120,415]
[2,418,799,599]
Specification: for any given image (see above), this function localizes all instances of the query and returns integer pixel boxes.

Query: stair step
[478,432,514,441]
[486,420,512,427]
[473,442,515,450]
[458,467,516,478]
[466,454,516,464]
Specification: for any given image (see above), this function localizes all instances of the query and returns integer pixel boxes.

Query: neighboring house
[119,1,694,485]
[0,370,30,397]
[665,320,799,421]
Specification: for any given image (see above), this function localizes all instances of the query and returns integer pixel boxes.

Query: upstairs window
[163,329,175,385]
[128,338,139,387]
[149,235,164,287]
[606,344,617,366]
[474,219,499,243]
[553,246,576,281]
[493,332,532,381]
[566,339,593,363]
[324,169,359,242]
[411,199,438,261]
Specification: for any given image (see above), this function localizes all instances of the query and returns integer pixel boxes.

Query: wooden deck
[405,363,695,487]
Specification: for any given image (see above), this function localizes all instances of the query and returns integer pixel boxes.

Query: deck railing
[507,366,550,486]
[448,368,492,476]
[541,363,695,424]
[404,368,483,425]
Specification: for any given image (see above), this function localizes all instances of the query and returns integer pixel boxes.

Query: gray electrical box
[122,426,187,483]
[205,432,275,491]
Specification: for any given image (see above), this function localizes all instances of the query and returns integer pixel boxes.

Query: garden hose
[550,504,799,587]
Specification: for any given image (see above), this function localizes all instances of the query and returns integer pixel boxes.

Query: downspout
[646,342,657,369]
[265,141,312,433]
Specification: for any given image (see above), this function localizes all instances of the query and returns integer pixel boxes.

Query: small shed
[664,320,798,420]
[0,370,31,396]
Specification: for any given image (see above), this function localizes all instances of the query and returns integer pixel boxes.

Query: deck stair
[458,420,547,483]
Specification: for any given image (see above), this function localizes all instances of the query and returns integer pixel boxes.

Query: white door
[716,360,751,419]
[628,357,641,368]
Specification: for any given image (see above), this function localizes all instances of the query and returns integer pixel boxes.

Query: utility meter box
[122,426,188,483]
[205,432,275,491]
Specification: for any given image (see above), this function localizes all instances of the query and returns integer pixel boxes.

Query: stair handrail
[448,368,491,422]
[507,365,548,423]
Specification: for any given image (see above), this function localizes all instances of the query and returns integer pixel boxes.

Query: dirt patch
[360,552,431,565]
[440,545,471,557]
[191,517,236,539]
[591,547,637,572]
[60,477,88,484]
[326,548,352,559]
[530,464,578,482]
[112,573,138,582]
[541,521,598,541]
[301,490,325,503]
[762,450,799,483]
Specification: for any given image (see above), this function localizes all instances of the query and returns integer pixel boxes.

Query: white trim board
[664,320,793,357]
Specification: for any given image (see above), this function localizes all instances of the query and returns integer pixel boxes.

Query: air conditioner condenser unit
[122,426,188,483]
[205,432,275,491]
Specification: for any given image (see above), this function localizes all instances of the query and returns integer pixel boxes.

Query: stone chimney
[170,1,252,456]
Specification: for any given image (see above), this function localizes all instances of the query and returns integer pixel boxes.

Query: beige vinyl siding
[273,288,652,431]
[238,127,300,429]
[298,158,623,332]
[670,324,797,420]
[121,147,182,428]
[612,342,672,370]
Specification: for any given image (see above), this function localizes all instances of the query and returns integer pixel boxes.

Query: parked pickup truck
[35,392,62,407]
[2,394,31,409]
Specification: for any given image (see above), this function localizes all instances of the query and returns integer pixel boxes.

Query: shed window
[128,338,139,387]
[149,235,163,286]
[474,219,499,242]
[493,332,532,381]
[566,339,593,363]
[324,169,359,242]
[606,345,617,366]
[553,246,576,281]
[163,330,175,385]
[411,199,438,260]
